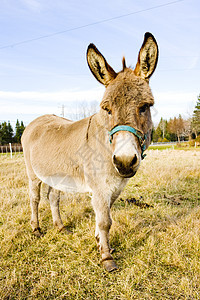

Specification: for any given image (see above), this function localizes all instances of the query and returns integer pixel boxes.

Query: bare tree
[75,101,99,120]
[167,115,185,142]
[183,118,192,140]
[159,118,167,139]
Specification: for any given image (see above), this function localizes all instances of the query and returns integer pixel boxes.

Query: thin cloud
[0,88,104,103]
[20,0,41,11]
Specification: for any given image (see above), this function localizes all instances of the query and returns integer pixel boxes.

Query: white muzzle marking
[112,132,141,176]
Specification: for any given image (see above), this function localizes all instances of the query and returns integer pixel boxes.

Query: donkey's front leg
[92,194,118,272]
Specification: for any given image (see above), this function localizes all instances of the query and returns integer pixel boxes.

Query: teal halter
[108,125,147,160]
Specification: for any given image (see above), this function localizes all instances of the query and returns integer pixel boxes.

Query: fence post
[9,143,13,159]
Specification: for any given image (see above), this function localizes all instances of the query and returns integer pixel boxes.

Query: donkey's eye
[104,107,112,115]
[139,104,149,114]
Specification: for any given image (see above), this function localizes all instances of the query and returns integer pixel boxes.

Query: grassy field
[149,144,200,151]
[0,150,200,299]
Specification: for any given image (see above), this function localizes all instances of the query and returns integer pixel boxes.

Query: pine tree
[19,121,25,142]
[152,121,162,142]
[152,118,169,142]
[0,122,7,145]
[15,119,25,143]
[192,94,200,138]
[15,119,21,143]
[20,121,25,133]
[7,121,14,142]
[0,121,14,145]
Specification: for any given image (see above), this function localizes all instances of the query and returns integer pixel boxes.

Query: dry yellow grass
[0,150,200,299]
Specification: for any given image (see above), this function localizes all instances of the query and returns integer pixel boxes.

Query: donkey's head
[87,33,158,178]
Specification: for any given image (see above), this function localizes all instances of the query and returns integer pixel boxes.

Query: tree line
[152,115,188,143]
[152,94,200,143]
[0,120,25,145]
[1,95,200,145]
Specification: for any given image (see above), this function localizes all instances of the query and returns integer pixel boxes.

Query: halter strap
[108,125,147,160]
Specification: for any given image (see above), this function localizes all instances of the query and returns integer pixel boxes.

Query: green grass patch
[149,144,174,150]
[149,144,200,151]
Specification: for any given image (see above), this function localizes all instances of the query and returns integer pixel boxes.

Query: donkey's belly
[36,173,91,193]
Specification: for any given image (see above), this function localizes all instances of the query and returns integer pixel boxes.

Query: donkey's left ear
[87,44,117,87]
[134,32,159,80]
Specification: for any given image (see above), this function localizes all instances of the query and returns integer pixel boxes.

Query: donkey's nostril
[130,154,137,167]
[112,153,138,177]
[113,155,123,169]
[113,154,138,175]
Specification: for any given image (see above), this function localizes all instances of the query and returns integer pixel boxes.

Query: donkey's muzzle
[113,154,138,178]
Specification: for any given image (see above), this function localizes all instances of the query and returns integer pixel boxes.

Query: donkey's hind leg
[29,178,42,236]
[48,187,64,231]
[48,187,70,233]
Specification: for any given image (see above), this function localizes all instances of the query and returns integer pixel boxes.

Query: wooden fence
[0,145,23,154]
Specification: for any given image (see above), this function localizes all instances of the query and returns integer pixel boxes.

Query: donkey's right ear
[87,44,117,87]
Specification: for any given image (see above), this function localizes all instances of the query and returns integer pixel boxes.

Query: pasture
[0,149,200,299]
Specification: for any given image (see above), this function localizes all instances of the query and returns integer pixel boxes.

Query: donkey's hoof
[33,227,43,237]
[59,226,73,234]
[102,259,118,272]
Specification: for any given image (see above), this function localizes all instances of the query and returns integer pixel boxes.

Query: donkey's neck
[92,109,109,129]
[86,110,110,143]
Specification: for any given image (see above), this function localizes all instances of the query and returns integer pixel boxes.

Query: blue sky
[0,0,200,127]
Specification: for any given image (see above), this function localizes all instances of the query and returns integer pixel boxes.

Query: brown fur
[22,32,158,272]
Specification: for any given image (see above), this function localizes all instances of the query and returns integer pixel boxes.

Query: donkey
[22,32,158,272]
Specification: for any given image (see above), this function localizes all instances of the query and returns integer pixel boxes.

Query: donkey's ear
[87,44,117,87]
[134,32,158,80]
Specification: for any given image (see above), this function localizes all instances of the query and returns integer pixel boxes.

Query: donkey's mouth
[115,168,137,178]
[120,172,136,178]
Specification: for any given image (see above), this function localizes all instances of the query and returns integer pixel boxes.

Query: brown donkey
[22,32,158,272]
